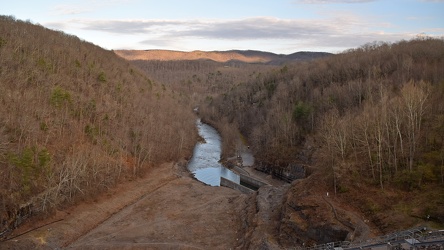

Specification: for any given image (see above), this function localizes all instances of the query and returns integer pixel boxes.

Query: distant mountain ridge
[114,49,332,64]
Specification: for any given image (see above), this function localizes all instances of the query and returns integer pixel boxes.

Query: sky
[1,0,444,54]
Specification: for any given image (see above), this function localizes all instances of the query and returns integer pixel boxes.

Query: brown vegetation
[0,16,196,236]
[198,38,444,230]
[129,59,276,106]
[118,37,444,233]
[2,13,444,248]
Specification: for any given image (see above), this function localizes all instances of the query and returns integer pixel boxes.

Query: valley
[1,15,444,249]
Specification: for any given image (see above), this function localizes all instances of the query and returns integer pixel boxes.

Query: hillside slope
[0,16,196,236]
[199,38,444,233]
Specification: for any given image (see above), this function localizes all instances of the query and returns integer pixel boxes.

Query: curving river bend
[187,120,240,186]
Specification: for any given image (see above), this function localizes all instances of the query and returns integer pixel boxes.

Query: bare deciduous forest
[127,36,444,230]
[0,16,196,234]
[1,14,444,241]
[196,38,444,229]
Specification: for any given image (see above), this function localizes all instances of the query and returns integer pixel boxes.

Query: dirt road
[2,161,249,250]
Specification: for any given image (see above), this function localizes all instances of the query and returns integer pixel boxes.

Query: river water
[187,120,240,186]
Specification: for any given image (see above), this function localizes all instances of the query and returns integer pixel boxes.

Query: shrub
[0,37,6,47]
[394,170,421,191]
[98,71,106,82]
[293,101,313,130]
[9,147,51,196]
[50,86,71,108]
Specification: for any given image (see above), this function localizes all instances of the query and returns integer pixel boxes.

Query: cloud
[176,17,334,40]
[78,19,188,34]
[44,16,424,53]
[70,17,337,39]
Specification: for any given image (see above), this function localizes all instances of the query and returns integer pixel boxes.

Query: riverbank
[1,161,249,249]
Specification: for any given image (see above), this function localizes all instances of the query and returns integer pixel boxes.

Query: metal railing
[298,227,444,250]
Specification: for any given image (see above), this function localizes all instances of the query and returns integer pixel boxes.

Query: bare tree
[401,81,430,172]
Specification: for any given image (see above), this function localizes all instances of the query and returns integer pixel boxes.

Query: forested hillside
[0,16,196,234]
[120,38,444,229]
[130,59,276,101]
[199,38,444,228]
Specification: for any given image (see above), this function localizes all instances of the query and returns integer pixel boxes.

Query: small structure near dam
[220,173,268,194]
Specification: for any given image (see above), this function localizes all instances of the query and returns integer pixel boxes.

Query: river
[187,120,240,186]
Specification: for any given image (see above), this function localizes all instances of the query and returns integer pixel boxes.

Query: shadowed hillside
[0,16,196,235]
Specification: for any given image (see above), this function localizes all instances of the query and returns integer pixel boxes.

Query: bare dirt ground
[1,161,249,250]
[1,158,382,250]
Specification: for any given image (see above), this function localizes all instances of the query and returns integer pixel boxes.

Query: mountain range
[114,49,332,64]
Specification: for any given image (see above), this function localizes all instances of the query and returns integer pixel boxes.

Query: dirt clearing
[2,161,248,250]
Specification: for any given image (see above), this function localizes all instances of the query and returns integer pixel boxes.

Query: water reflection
[188,120,240,186]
